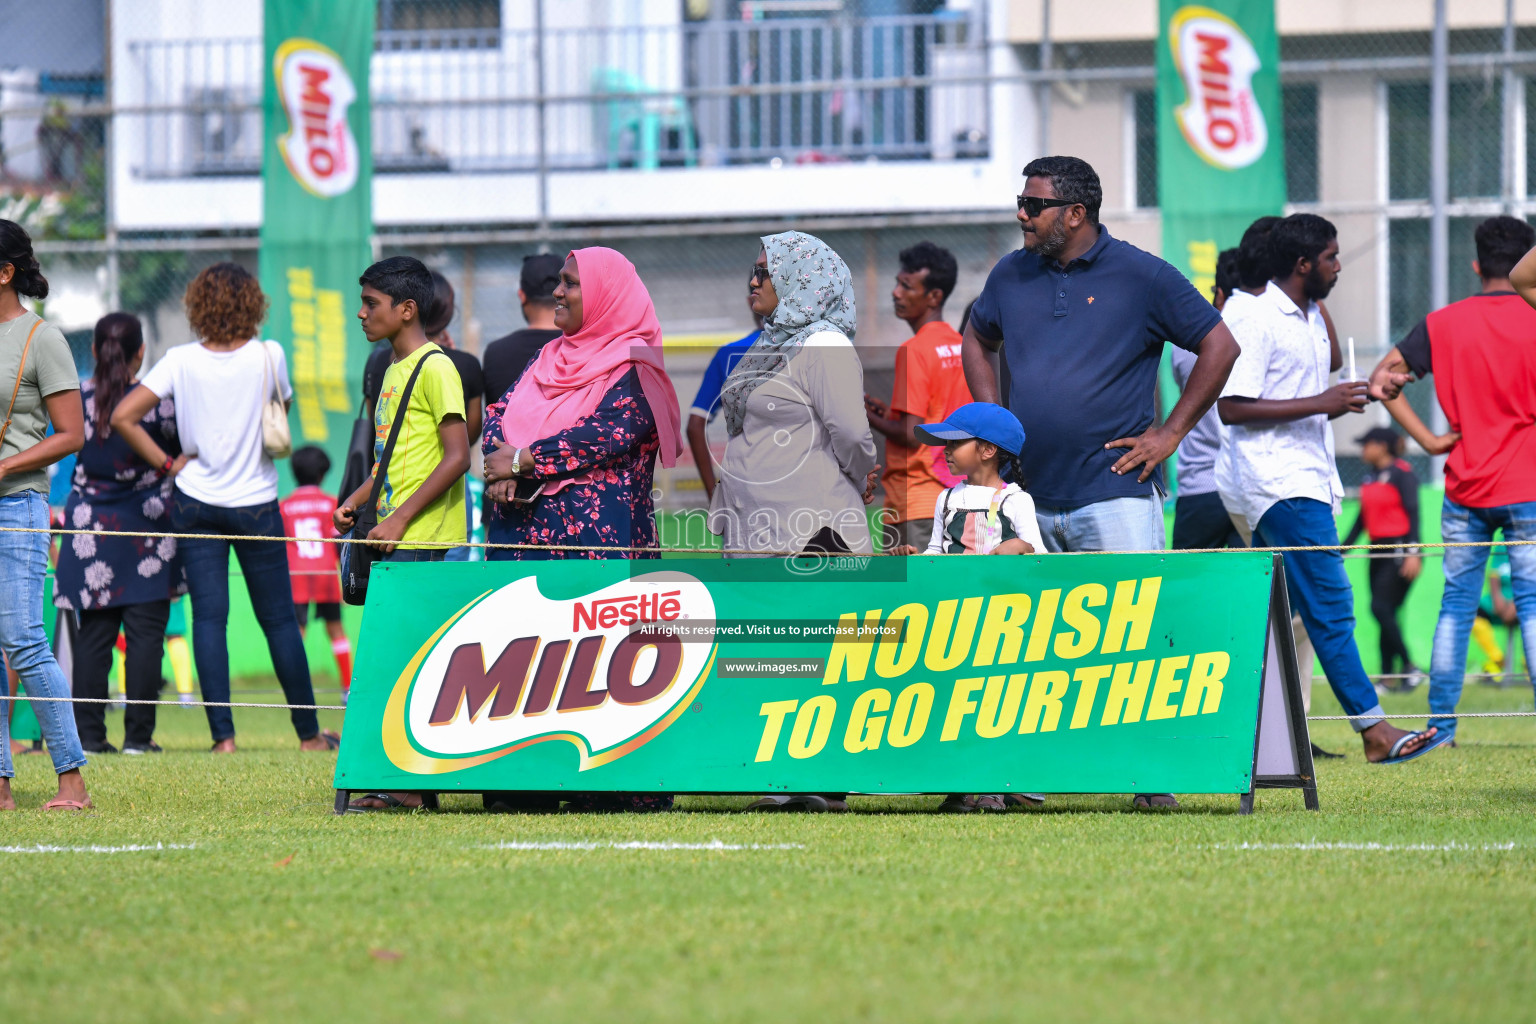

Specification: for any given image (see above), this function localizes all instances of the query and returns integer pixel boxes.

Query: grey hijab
[719,231,857,437]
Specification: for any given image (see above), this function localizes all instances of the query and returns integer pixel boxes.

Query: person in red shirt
[279,446,352,703]
[1343,427,1423,688]
[865,242,972,550]
[1370,215,1536,742]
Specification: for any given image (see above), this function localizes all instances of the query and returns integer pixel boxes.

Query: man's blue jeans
[1429,497,1536,741]
[1035,493,1167,553]
[170,489,320,743]
[1255,498,1386,732]
[0,491,87,778]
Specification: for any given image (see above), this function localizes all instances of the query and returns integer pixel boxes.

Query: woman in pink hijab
[480,247,681,814]
[482,247,682,562]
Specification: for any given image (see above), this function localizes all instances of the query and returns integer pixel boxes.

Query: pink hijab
[499,247,682,494]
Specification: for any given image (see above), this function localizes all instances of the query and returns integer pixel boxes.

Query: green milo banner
[335,553,1301,802]
[259,0,373,475]
[1156,1,1285,297]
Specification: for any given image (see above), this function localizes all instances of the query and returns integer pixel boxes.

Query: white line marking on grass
[480,840,804,851]
[0,843,197,854]
[1213,842,1517,852]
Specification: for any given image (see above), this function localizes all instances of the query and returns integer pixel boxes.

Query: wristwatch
[159,456,175,476]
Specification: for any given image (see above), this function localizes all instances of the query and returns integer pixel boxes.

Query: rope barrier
[1307,711,1536,720]
[8,523,1536,558]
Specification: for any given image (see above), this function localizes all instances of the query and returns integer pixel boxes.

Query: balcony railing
[124,9,989,179]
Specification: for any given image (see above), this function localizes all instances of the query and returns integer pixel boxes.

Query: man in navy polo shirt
[962,155,1240,811]
[962,156,1240,554]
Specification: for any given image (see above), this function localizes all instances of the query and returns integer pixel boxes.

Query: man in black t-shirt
[481,253,565,406]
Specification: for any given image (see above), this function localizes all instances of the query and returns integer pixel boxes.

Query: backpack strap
[0,319,43,455]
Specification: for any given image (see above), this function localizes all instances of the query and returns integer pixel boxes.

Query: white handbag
[260,341,293,460]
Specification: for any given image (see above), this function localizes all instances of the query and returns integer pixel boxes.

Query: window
[376,0,500,49]
[1282,83,1318,203]
[1387,216,1486,341]
[1134,89,1157,209]
[1388,80,1503,201]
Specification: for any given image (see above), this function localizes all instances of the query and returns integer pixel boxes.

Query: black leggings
[73,600,171,748]
[1368,547,1415,676]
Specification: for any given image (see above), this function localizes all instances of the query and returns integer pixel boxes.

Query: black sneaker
[122,741,163,755]
[81,740,118,754]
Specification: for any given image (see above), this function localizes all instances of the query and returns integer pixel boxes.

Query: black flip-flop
[1375,729,1452,766]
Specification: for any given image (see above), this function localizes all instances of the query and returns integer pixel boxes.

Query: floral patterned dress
[482,367,661,561]
[54,382,187,611]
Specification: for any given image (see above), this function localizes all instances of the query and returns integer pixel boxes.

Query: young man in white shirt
[1217,213,1448,765]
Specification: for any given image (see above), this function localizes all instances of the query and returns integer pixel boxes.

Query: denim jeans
[379,548,447,563]
[1255,498,1385,731]
[0,490,87,778]
[170,488,319,743]
[1035,493,1167,553]
[1428,498,1536,741]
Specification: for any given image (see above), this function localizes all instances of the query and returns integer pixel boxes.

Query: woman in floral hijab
[710,231,878,558]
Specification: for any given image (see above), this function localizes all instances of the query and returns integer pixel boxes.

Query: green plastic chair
[592,67,697,171]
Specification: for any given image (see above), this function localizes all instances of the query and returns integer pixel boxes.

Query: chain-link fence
[9,2,1536,497]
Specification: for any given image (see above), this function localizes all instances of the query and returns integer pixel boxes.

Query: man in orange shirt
[866,242,972,550]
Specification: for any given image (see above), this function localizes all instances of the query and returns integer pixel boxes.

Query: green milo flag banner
[259,0,373,474]
[1156,1,1285,298]
[335,553,1299,800]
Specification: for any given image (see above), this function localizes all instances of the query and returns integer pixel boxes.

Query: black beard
[1302,267,1335,300]
[1025,218,1069,260]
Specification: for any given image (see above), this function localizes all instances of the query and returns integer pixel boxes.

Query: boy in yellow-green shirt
[336,256,470,561]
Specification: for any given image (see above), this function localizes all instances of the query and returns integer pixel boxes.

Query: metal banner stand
[1240,555,1320,814]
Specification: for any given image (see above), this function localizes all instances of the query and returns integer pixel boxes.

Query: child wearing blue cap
[892,401,1045,557]
[897,401,1046,814]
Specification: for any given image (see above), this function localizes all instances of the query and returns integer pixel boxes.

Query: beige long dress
[709,330,877,556]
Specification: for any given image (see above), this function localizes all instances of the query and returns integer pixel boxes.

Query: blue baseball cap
[914,402,1024,457]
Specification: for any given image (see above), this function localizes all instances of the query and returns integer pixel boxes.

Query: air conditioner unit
[186,87,257,175]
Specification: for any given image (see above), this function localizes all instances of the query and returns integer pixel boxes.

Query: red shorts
[290,569,342,605]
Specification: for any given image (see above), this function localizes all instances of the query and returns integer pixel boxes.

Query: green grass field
[3,673,1532,1024]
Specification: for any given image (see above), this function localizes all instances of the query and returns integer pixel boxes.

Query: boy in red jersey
[280,446,352,703]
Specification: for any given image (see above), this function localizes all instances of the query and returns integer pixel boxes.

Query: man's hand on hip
[1105,424,1181,483]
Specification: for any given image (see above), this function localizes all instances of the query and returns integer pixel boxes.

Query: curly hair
[184,262,269,343]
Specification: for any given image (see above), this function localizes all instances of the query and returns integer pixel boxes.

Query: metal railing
[123,9,990,179]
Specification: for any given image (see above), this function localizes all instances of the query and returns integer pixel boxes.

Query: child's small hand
[992,539,1035,555]
[334,504,356,533]
[891,544,919,557]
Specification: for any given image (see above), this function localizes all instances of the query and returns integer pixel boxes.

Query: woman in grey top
[0,220,91,811]
[711,232,878,556]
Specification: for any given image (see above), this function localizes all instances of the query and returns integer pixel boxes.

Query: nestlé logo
[1168,6,1268,170]
[273,38,360,198]
[383,572,715,774]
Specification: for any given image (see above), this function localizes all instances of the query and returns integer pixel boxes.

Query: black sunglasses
[1016,195,1077,217]
[749,264,769,285]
